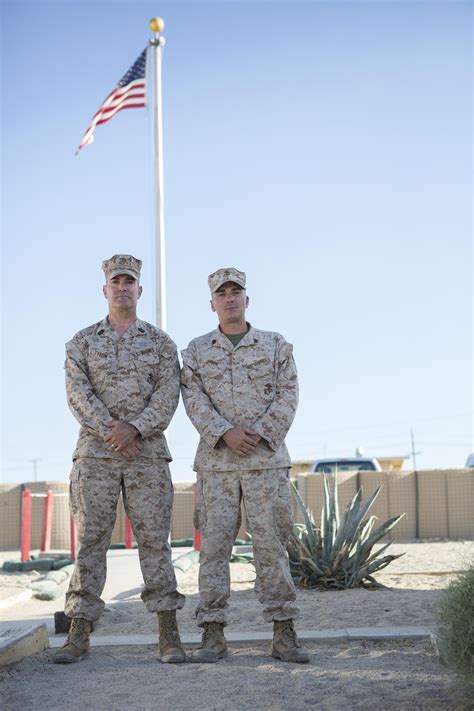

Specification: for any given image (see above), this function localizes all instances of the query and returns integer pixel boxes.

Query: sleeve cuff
[128,418,148,438]
[204,423,234,449]
[253,423,280,452]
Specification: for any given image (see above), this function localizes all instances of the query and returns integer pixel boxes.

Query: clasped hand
[105,420,142,459]
[222,428,261,457]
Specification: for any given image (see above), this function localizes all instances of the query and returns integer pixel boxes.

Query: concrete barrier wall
[296,469,473,541]
[1,469,472,550]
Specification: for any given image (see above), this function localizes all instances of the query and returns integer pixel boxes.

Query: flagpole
[149,17,166,331]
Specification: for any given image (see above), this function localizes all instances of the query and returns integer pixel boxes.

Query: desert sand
[1,540,473,710]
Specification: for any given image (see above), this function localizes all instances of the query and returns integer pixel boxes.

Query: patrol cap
[102,254,142,282]
[208,267,246,293]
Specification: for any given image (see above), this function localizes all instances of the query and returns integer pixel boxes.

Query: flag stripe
[77,49,147,153]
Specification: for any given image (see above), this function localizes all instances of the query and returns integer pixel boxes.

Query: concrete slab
[346,626,432,640]
[0,624,49,666]
[48,626,433,649]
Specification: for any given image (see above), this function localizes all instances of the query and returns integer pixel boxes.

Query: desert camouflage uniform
[64,317,184,621]
[181,324,299,625]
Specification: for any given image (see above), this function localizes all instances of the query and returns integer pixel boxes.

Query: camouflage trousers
[65,457,185,621]
[194,468,299,626]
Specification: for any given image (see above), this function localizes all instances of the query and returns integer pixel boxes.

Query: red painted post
[21,488,32,562]
[41,490,54,552]
[70,515,76,560]
[193,483,201,552]
[125,517,133,549]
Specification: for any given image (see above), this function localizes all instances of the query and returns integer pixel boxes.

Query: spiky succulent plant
[288,477,405,589]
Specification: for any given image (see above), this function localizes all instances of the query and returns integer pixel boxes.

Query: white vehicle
[465,454,474,468]
[311,457,382,474]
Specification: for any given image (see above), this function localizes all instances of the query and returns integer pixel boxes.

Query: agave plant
[288,476,405,589]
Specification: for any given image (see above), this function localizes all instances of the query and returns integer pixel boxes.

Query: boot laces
[71,618,90,637]
[161,617,181,645]
[201,622,220,646]
[280,620,300,647]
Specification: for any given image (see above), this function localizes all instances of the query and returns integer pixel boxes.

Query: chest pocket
[133,348,159,386]
[86,346,116,392]
[200,353,228,395]
[246,358,275,400]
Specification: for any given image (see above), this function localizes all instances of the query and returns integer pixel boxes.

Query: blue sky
[1,0,472,484]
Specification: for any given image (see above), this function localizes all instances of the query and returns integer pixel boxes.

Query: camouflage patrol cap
[102,254,142,282]
[208,267,246,293]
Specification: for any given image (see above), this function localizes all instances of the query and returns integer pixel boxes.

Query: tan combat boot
[271,619,309,663]
[53,618,91,664]
[157,610,186,663]
[190,622,228,663]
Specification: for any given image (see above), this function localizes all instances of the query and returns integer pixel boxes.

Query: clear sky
[1,0,472,484]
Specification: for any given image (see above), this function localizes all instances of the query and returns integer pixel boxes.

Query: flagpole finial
[149,17,165,34]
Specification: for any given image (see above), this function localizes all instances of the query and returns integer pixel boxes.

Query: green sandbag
[35,587,65,601]
[2,561,23,572]
[109,543,138,549]
[60,564,75,576]
[2,558,73,572]
[18,559,55,571]
[31,580,56,592]
[44,569,69,584]
[52,558,75,570]
[170,538,193,547]
[173,550,200,572]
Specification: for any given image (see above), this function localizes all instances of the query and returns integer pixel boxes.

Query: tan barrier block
[236,505,249,541]
[0,484,21,549]
[288,475,301,524]
[172,490,194,540]
[48,482,70,550]
[446,469,474,539]
[359,472,389,541]
[417,470,448,539]
[299,472,359,527]
[387,471,417,540]
[293,473,309,525]
[335,472,359,514]
[110,496,126,545]
[299,472,324,527]
[8,468,468,550]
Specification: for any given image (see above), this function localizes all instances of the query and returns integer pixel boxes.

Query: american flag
[77,48,148,153]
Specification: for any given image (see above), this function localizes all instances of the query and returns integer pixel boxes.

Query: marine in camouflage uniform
[54,255,185,665]
[181,267,308,663]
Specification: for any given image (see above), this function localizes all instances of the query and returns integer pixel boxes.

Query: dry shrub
[436,564,474,684]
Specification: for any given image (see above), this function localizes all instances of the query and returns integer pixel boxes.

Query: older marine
[181,267,309,663]
[54,254,185,665]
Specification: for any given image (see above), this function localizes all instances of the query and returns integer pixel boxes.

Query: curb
[49,626,434,649]
[0,624,49,666]
[0,588,33,611]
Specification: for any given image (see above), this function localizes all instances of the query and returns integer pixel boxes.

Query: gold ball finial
[149,17,165,34]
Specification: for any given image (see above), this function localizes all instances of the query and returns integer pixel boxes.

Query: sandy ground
[3,540,470,635]
[2,639,473,711]
[1,541,473,710]
[101,540,474,636]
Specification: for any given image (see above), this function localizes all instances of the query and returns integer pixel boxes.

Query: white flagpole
[149,17,166,331]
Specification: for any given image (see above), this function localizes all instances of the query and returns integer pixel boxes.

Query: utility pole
[30,458,41,482]
[410,429,420,471]
[410,428,421,540]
